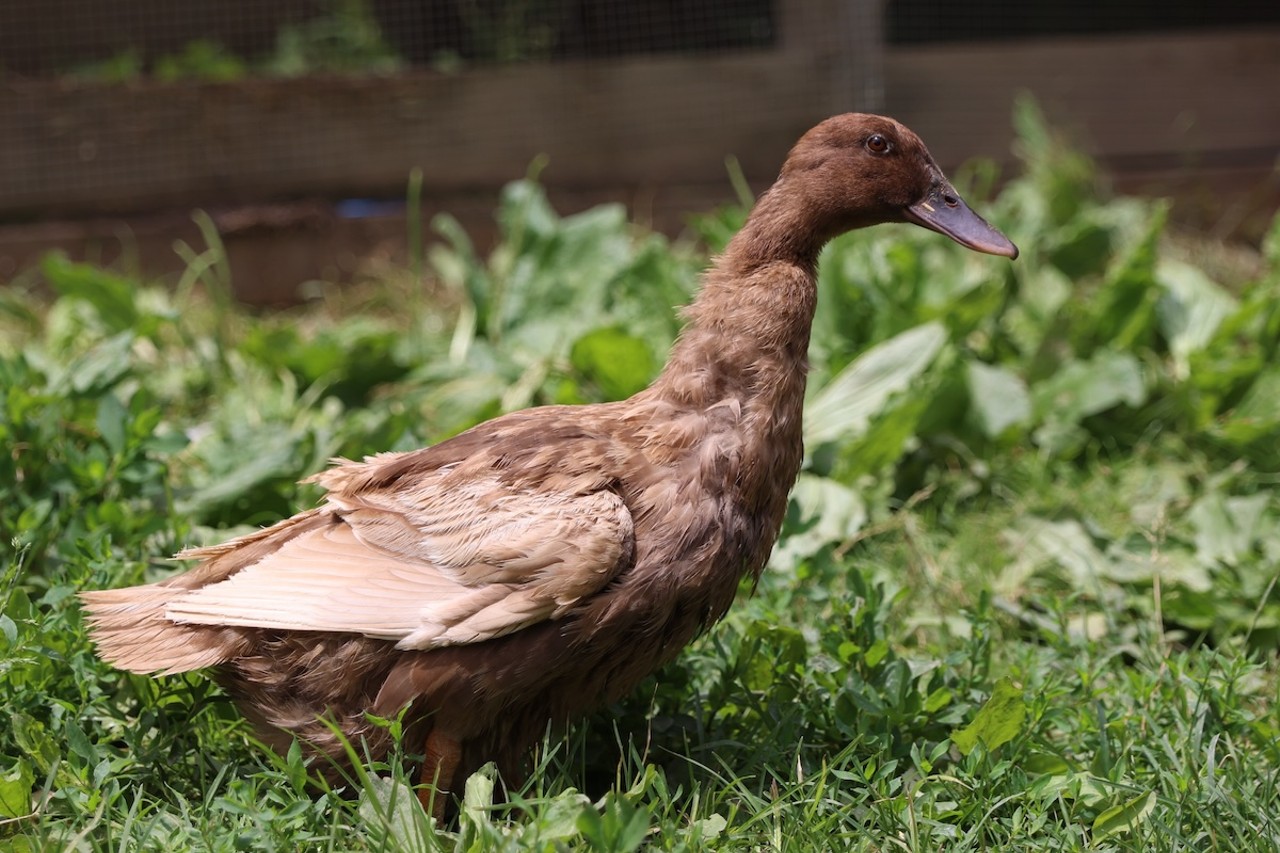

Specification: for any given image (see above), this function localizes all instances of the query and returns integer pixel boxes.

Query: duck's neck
[641,182,824,544]
[650,181,823,413]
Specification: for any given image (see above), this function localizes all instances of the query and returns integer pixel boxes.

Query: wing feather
[163,474,633,649]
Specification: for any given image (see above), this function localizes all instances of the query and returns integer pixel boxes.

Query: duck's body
[82,114,1016,812]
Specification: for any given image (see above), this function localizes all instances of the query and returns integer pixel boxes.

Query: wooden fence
[1,9,1277,300]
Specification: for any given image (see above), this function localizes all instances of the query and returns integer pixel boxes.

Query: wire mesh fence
[888,0,1280,43]
[0,1,778,81]
[0,1,796,225]
[0,1,1276,245]
[5,0,1277,83]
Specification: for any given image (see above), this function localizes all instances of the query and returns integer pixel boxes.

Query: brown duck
[82,113,1017,816]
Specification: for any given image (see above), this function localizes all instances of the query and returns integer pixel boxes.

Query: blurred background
[1,0,1278,302]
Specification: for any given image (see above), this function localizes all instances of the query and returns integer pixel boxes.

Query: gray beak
[905,182,1018,259]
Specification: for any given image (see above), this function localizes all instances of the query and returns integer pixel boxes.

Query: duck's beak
[905,182,1018,259]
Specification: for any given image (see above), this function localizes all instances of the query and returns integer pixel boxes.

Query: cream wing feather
[163,474,634,650]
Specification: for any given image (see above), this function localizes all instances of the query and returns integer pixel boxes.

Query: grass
[2,99,1279,850]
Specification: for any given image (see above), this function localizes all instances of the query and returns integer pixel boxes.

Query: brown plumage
[81,114,1017,816]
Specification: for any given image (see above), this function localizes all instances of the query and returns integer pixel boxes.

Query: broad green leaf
[463,762,496,823]
[497,176,559,244]
[1003,265,1072,370]
[966,362,1031,438]
[772,474,867,568]
[917,253,1006,336]
[430,214,482,291]
[615,805,651,853]
[1019,263,1074,327]
[832,361,946,479]
[1022,752,1072,776]
[96,392,129,455]
[570,327,657,401]
[951,677,1027,756]
[578,792,650,853]
[1093,790,1157,841]
[1188,492,1271,567]
[1080,201,1167,353]
[743,623,805,691]
[489,186,635,343]
[1105,542,1213,593]
[805,322,947,444]
[1010,93,1096,226]
[64,718,95,762]
[1163,589,1245,632]
[1073,775,1112,808]
[1156,259,1237,379]
[522,788,591,842]
[11,712,59,774]
[1031,349,1146,448]
[924,687,953,713]
[14,499,53,545]
[1003,517,1107,590]
[691,813,728,840]
[1122,462,1193,529]
[1215,368,1280,447]
[1047,212,1113,279]
[1026,771,1079,802]
[52,332,135,396]
[240,321,405,404]
[0,760,32,819]
[864,639,890,668]
[283,739,308,791]
[357,775,436,848]
[41,254,141,334]
[178,429,301,516]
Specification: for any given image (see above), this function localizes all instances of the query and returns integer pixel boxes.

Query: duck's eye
[865,134,891,154]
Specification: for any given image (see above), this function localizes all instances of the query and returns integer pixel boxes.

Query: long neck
[636,181,825,573]
[650,180,823,411]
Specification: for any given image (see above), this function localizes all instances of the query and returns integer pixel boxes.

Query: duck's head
[780,113,1018,259]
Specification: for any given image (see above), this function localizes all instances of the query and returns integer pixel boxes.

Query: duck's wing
[162,460,634,650]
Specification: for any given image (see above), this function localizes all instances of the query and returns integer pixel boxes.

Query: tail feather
[80,585,252,674]
[80,508,336,675]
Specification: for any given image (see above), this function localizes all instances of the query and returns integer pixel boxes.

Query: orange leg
[418,729,462,821]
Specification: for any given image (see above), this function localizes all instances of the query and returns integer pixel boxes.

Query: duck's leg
[418,729,461,821]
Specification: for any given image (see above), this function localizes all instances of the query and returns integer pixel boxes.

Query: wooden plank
[1,27,1277,221]
[886,28,1280,169]
[0,182,752,304]
[0,51,823,219]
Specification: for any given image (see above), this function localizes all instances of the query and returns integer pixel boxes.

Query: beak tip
[906,196,1020,261]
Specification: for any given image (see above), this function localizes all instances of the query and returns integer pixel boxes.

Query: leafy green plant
[153,40,247,83]
[266,0,404,77]
[61,1,402,84]
[407,172,698,437]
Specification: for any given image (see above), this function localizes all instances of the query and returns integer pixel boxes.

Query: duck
[81,113,1017,818]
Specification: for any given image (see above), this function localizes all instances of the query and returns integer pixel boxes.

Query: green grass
[3,100,1279,850]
